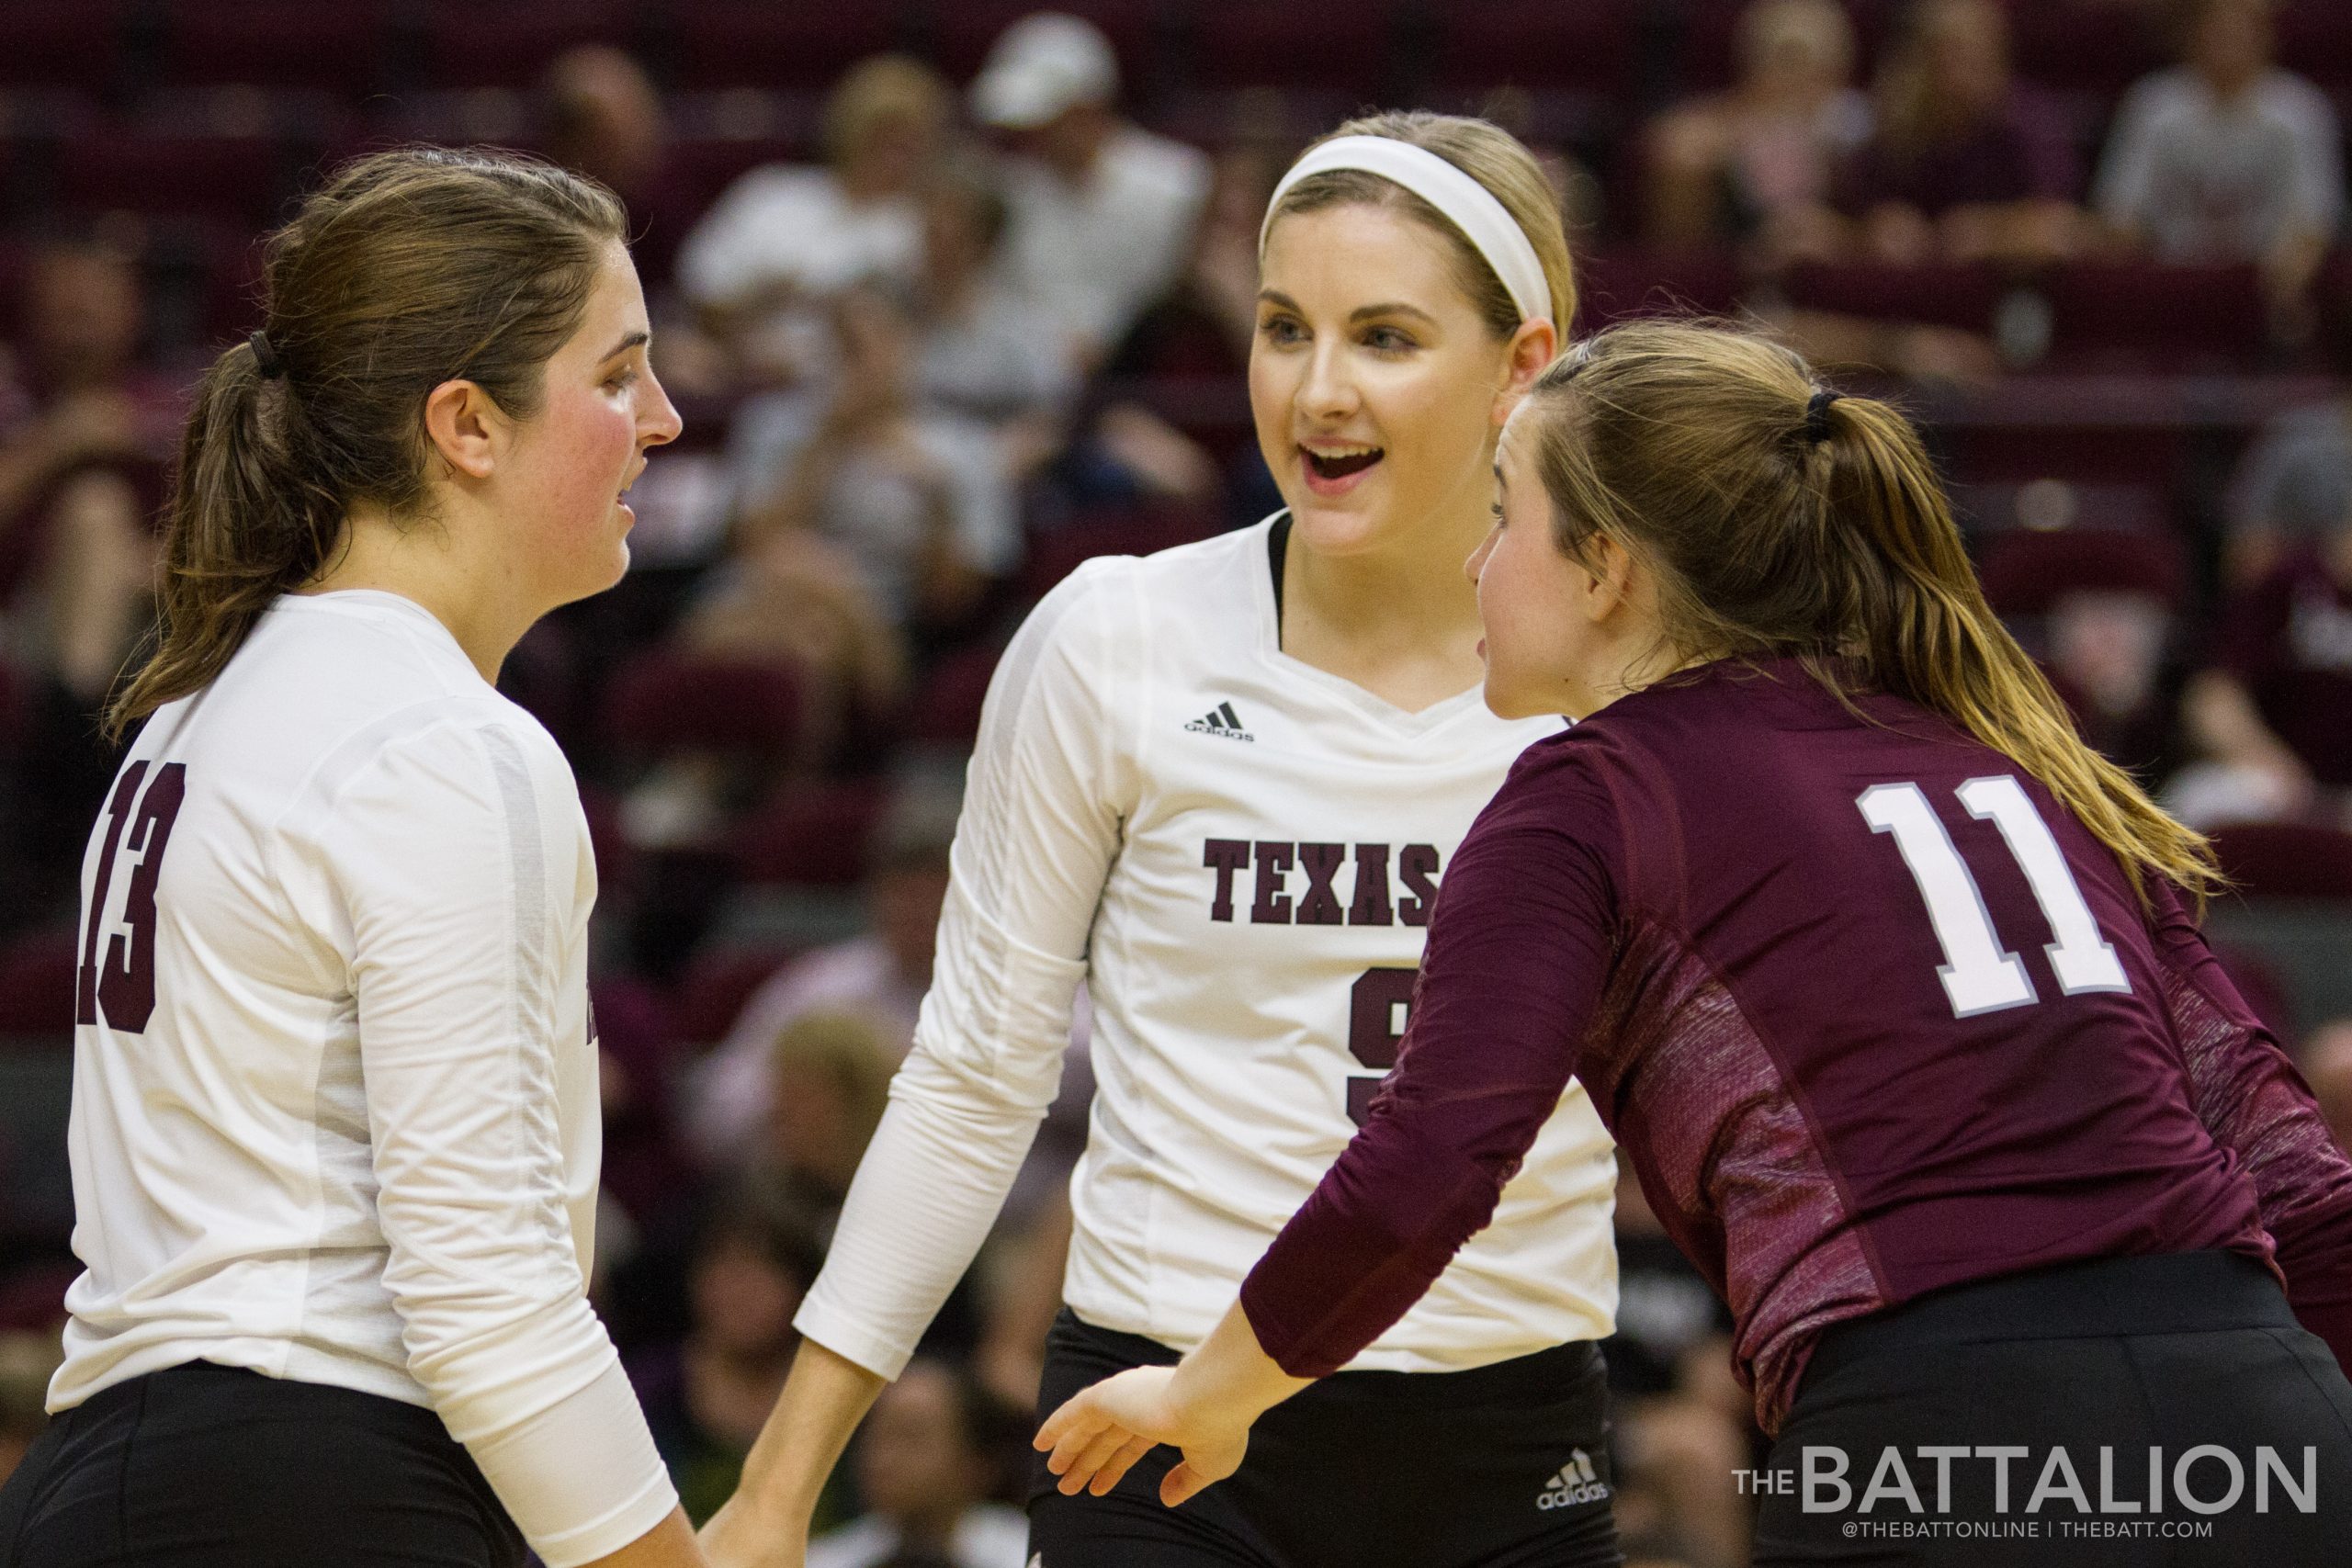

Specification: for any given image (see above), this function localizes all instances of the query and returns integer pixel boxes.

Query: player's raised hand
[1035,1364,1250,1507]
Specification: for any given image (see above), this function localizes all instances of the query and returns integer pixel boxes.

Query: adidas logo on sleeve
[1536,1449,1611,1510]
[1183,700,1254,741]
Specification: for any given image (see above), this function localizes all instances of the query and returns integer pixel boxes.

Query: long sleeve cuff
[463,1358,677,1568]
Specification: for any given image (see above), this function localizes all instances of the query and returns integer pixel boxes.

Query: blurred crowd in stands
[5,2,2352,1564]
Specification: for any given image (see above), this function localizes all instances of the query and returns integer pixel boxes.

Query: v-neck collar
[1252,512,1496,737]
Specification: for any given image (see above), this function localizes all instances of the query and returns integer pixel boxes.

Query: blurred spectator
[809,1359,1029,1568]
[0,1329,62,1489]
[1980,527,2188,779]
[2173,508,2352,825]
[2096,0,2341,325]
[679,57,953,386]
[628,1192,827,1524]
[912,156,1076,431]
[2306,1020,2352,1154]
[0,237,172,704]
[686,774,961,1167]
[2225,389,2352,588]
[1834,0,2084,267]
[540,46,696,294]
[725,283,1022,636]
[650,517,909,817]
[1610,1385,1754,1568]
[0,237,175,920]
[747,1010,899,1236]
[970,13,1212,369]
[1108,141,1281,380]
[1644,0,1871,264]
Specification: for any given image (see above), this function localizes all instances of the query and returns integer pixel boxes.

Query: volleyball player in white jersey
[0,151,705,1568]
[702,114,1622,1568]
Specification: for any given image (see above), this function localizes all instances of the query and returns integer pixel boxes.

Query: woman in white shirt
[0,149,698,1568]
[702,114,1623,1568]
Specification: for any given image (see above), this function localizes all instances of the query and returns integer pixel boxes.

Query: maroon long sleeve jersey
[1239,658,2352,1433]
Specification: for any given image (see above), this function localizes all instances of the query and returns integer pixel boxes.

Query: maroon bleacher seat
[1784,261,2005,335]
[1428,0,1641,99]
[2209,822,2352,901]
[1575,248,1747,330]
[421,0,639,91]
[2208,940,2300,1045]
[2275,1,2352,97]
[1977,526,2188,617]
[159,2,394,97]
[605,651,808,761]
[675,942,801,1045]
[2006,2,2168,100]
[732,780,888,887]
[577,781,633,897]
[1019,502,1217,601]
[669,5,906,92]
[0,930,79,1039]
[1188,1,1398,94]
[902,639,1005,747]
[58,129,290,230]
[0,1263,74,1330]
[2041,263,2268,372]
[0,2,131,94]
[190,221,268,342]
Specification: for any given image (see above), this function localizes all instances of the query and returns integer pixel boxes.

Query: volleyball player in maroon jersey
[1039,320,2352,1564]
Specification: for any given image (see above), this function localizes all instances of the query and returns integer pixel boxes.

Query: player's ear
[1494,317,1558,422]
[421,379,506,481]
[1578,531,1636,623]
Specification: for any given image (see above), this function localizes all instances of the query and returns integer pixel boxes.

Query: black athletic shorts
[1754,1250,2352,1566]
[1028,1309,1622,1568]
[0,1359,526,1568]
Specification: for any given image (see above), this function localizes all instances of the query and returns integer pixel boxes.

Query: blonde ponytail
[1521,319,2218,910]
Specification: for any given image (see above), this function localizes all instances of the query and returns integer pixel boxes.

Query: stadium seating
[668,4,909,93]
[605,650,809,765]
[731,780,888,889]
[157,3,395,98]
[0,2,132,96]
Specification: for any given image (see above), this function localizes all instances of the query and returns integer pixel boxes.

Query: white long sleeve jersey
[798,519,1620,1380]
[51,591,674,1568]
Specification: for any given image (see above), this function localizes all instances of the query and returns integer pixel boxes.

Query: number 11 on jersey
[1859,774,2129,1019]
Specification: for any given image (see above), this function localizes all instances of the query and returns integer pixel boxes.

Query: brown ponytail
[107,146,628,739]
[1521,318,2219,909]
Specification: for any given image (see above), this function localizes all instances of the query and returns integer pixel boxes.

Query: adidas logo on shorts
[1537,1448,1611,1510]
[1184,700,1254,741]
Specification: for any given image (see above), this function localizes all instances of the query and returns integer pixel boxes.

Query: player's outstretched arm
[699,1338,888,1568]
[1035,1301,1310,1507]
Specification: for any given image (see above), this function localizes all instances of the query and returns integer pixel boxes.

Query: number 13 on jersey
[1860,774,2130,1019]
[77,761,188,1035]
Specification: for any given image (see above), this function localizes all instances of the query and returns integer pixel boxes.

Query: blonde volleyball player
[0,151,703,1568]
[700,115,1623,1568]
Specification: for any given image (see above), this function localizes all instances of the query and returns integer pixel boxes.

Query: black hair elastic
[1804,387,1840,444]
[248,330,285,379]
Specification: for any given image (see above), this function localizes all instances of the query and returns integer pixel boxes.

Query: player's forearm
[1168,1300,1314,1430]
[726,1337,888,1525]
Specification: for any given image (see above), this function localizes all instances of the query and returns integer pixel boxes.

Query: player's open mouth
[1300,443,1384,494]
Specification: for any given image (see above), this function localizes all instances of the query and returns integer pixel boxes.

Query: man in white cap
[971,12,1211,370]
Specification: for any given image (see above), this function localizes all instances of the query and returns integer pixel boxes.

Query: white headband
[1259,134,1553,328]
